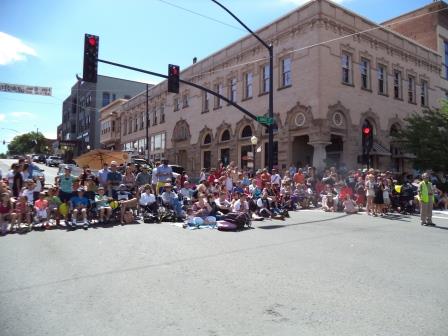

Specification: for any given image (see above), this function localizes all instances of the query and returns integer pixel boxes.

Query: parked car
[46,156,63,167]
[32,155,40,162]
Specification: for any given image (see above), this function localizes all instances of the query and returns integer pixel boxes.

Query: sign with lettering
[0,82,52,96]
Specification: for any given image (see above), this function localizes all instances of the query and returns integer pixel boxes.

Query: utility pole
[146,84,150,163]
[212,0,275,172]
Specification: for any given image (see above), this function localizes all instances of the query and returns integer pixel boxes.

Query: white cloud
[0,32,37,65]
[279,0,348,5]
[0,114,5,122]
[9,111,35,118]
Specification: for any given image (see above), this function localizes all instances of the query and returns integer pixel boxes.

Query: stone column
[309,142,329,173]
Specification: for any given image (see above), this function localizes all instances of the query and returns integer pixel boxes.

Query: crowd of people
[0,155,446,235]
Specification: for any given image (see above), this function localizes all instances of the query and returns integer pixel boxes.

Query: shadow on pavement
[380,213,412,222]
[257,213,349,230]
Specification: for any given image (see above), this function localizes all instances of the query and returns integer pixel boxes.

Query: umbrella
[74,149,129,170]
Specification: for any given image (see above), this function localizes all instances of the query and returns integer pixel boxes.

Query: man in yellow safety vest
[418,173,435,226]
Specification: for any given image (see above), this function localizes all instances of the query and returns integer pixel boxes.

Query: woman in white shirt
[139,184,157,214]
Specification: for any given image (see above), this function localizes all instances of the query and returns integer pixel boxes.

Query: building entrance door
[178,150,188,169]
[325,135,343,168]
[292,136,313,168]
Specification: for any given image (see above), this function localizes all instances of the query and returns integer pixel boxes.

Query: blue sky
[0,0,434,153]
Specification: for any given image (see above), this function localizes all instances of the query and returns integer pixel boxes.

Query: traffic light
[362,121,373,153]
[83,34,99,83]
[168,64,180,93]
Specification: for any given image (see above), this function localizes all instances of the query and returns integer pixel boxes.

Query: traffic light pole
[145,83,150,163]
[211,0,274,171]
[97,58,268,128]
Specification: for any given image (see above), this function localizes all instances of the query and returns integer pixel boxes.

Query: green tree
[7,132,48,156]
[395,103,448,171]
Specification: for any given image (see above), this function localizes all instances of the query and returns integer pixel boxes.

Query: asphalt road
[0,202,447,335]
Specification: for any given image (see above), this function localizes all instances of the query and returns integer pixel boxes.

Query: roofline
[99,98,128,113]
[178,0,439,78]
[329,0,442,55]
[382,0,448,25]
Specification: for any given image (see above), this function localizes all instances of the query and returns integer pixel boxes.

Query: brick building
[102,0,444,175]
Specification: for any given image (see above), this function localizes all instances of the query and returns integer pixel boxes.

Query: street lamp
[251,135,258,177]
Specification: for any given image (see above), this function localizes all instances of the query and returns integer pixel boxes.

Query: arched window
[221,129,230,142]
[390,123,400,137]
[203,133,212,145]
[241,125,252,138]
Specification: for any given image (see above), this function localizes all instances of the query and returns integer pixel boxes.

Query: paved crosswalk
[433,210,448,221]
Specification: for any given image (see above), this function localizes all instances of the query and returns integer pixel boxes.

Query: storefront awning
[370,141,391,156]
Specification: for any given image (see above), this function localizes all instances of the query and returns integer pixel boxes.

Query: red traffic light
[88,37,97,47]
[363,127,371,135]
[170,65,178,76]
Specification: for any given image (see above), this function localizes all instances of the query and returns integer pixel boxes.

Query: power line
[156,0,245,32]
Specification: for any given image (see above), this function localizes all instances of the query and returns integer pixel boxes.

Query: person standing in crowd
[11,163,23,198]
[135,165,151,188]
[418,173,435,226]
[156,160,173,195]
[98,163,109,189]
[56,166,75,203]
[122,166,136,192]
[365,174,376,216]
[107,161,122,198]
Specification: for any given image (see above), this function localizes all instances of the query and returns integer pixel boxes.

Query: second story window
[377,64,387,95]
[408,75,416,104]
[140,113,144,130]
[281,57,292,87]
[229,78,237,102]
[173,97,179,111]
[360,58,370,90]
[214,83,223,108]
[262,64,270,94]
[394,70,402,99]
[421,80,428,107]
[134,116,138,132]
[128,117,132,134]
[182,94,189,108]
[102,92,110,107]
[341,53,352,85]
[160,105,165,123]
[444,41,448,79]
[244,72,253,99]
[153,108,158,125]
[202,91,209,113]
[123,119,127,135]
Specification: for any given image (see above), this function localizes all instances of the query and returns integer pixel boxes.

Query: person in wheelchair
[69,187,90,229]
[116,184,138,225]
[138,184,157,214]
[161,184,184,218]
[95,186,112,224]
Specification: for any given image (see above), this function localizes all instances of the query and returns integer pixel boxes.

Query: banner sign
[0,82,52,96]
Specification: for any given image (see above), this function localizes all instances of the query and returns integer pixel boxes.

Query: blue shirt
[107,171,122,188]
[156,165,173,182]
[70,196,89,208]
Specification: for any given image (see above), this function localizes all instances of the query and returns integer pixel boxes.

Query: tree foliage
[7,132,49,155]
[395,104,448,171]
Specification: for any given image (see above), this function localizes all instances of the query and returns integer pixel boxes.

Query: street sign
[256,116,274,125]
[0,82,52,96]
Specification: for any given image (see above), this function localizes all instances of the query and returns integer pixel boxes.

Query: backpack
[223,212,251,230]
[217,220,238,231]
